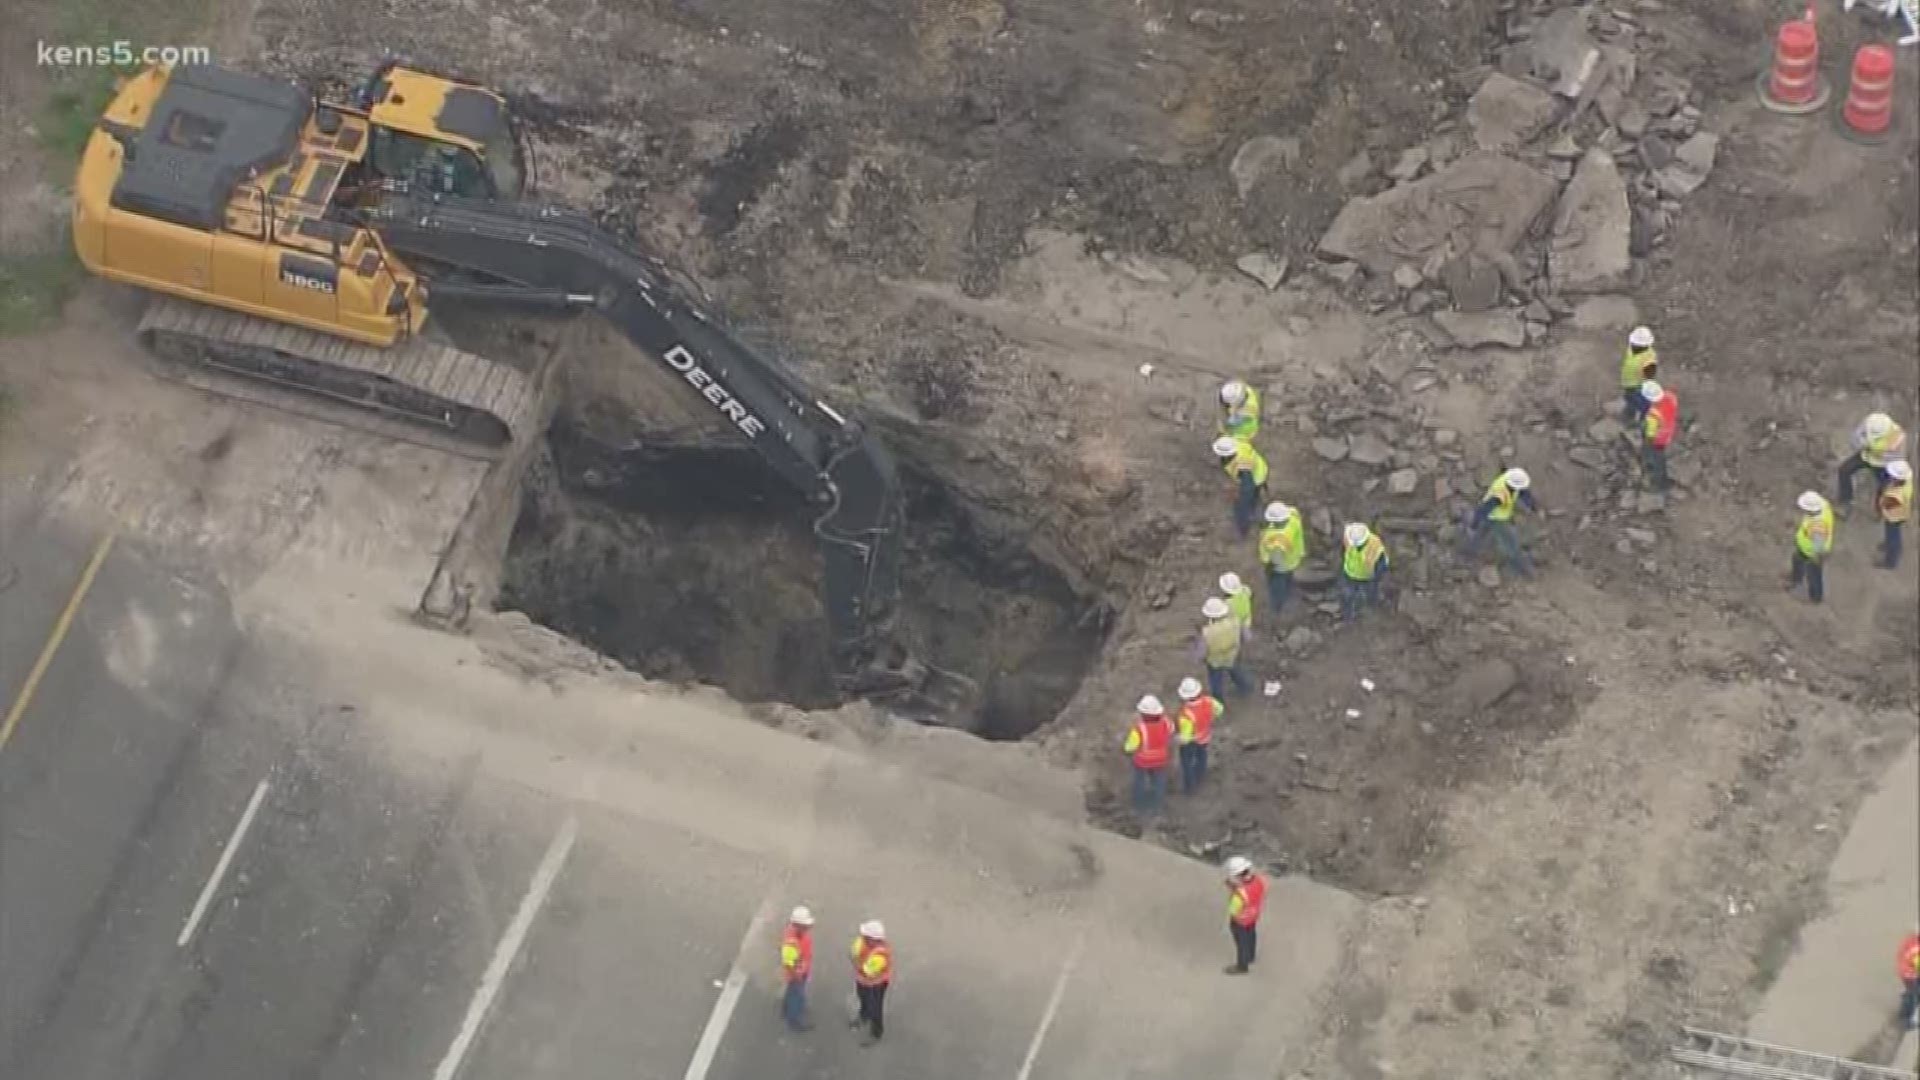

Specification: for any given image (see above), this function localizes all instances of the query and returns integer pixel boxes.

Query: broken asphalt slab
[1318,154,1560,276]
[1434,309,1528,348]
[1550,148,1632,294]
[1467,73,1561,152]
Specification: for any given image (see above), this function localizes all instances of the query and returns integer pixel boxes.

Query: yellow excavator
[73,61,960,705]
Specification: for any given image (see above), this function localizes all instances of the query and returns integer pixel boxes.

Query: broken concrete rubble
[1312,437,1350,463]
[1434,309,1528,348]
[1348,434,1394,466]
[1387,468,1420,495]
[1549,149,1632,294]
[1529,8,1603,98]
[1467,73,1560,152]
[1318,154,1559,276]
[1386,147,1429,181]
[1235,252,1290,291]
[1443,254,1505,312]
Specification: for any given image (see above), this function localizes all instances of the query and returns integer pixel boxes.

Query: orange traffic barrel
[1757,17,1831,113]
[1838,44,1896,142]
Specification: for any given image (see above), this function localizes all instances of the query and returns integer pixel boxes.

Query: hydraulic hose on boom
[363,194,909,689]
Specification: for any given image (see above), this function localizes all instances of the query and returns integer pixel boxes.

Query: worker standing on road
[1897,927,1920,1030]
[1788,491,1835,604]
[1838,412,1908,512]
[1174,677,1220,794]
[780,906,816,1032]
[1639,381,1679,491]
[1340,523,1389,621]
[1218,379,1262,441]
[1620,326,1658,420]
[1222,856,1267,975]
[1257,502,1306,613]
[1461,468,1539,576]
[1219,572,1254,635]
[1213,435,1269,539]
[1122,695,1175,814]
[850,921,893,1045]
[1878,460,1913,569]
[1193,597,1251,700]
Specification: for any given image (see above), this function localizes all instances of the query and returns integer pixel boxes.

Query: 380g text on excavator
[71,60,959,704]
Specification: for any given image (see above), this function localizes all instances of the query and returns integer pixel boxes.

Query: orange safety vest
[1228,873,1267,927]
[1177,696,1219,746]
[1900,934,1920,982]
[1127,715,1173,769]
[1645,393,1679,449]
[781,926,812,981]
[853,937,893,987]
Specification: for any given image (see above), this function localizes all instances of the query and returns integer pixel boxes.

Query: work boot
[1223,964,1249,975]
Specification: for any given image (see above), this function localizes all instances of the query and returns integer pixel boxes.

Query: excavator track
[136,295,539,459]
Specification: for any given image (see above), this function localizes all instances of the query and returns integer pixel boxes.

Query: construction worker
[1122,695,1174,813]
[1788,490,1834,604]
[850,920,892,1044]
[1219,571,1254,634]
[1898,927,1920,1030]
[779,906,815,1031]
[1174,677,1221,793]
[1838,412,1908,511]
[1222,855,1267,975]
[1193,596,1251,700]
[1879,459,1913,569]
[1218,379,1262,441]
[1461,467,1538,575]
[1257,501,1306,613]
[1639,380,1679,491]
[1212,435,1269,539]
[1619,326,1658,419]
[1340,523,1389,620]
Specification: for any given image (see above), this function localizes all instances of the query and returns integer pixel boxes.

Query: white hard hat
[1211,435,1240,458]
[1202,597,1230,619]
[859,920,886,939]
[1219,571,1243,593]
[1640,380,1664,403]
[1628,326,1654,349]
[1177,677,1203,701]
[1797,490,1827,514]
[1220,380,1248,406]
[1137,694,1165,715]
[1866,412,1895,438]
[1889,459,1914,481]
[1264,501,1292,524]
[790,905,815,926]
[1343,522,1371,547]
[1223,855,1252,878]
[1503,467,1531,491]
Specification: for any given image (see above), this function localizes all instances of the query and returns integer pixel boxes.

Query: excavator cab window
[368,125,493,198]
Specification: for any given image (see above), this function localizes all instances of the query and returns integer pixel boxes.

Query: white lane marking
[177,779,271,948]
[432,814,579,1080]
[682,897,778,1080]
[1014,933,1086,1080]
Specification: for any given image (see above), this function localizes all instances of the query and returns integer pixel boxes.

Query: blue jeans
[782,978,809,1030]
[1266,568,1293,612]
[1232,475,1263,538]
[1207,662,1250,701]
[1900,978,1920,1028]
[1641,443,1669,490]
[1789,551,1825,603]
[1179,742,1209,792]
[1463,519,1531,574]
[1131,765,1168,813]
[1837,452,1888,506]
[1623,386,1650,421]
[1341,575,1380,620]
[1885,521,1905,568]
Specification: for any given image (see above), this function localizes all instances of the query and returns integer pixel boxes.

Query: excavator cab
[352,62,526,200]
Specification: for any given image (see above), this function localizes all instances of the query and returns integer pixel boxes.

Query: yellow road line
[0,529,117,754]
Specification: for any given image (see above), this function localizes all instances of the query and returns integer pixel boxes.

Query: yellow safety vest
[1221,440,1268,487]
[1881,478,1913,524]
[1224,584,1253,631]
[1201,616,1241,666]
[1795,507,1834,559]
[1482,476,1520,522]
[1342,535,1387,581]
[1258,516,1305,571]
[1221,386,1262,441]
[1862,424,1908,468]
[1619,345,1656,389]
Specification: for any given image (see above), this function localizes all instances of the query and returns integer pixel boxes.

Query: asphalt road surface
[0,514,1359,1080]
